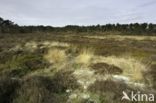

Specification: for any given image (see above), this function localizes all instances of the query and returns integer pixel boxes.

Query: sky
[0,0,156,26]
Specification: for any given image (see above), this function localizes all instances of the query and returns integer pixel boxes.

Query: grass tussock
[44,48,67,64]
[25,41,38,52]
[93,56,147,82]
[75,48,94,65]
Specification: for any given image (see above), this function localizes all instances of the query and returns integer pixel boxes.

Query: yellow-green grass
[92,55,148,82]
[44,48,67,64]
[75,48,94,65]
[84,35,156,41]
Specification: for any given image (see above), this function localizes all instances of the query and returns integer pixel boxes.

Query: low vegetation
[44,48,67,64]
[92,56,147,82]
[75,48,94,65]
[0,17,156,103]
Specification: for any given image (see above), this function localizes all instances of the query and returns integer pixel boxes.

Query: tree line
[0,17,156,35]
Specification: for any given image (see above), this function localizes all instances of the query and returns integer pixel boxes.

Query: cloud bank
[0,0,155,26]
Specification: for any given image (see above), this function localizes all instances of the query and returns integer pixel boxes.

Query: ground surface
[0,32,156,103]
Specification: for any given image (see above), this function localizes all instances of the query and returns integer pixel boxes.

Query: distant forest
[0,17,156,35]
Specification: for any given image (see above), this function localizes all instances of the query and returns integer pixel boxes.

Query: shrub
[90,63,123,75]
[13,70,79,103]
[88,80,135,103]
[13,76,50,103]
[51,70,80,93]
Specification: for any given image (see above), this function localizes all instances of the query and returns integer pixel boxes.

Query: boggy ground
[0,32,156,103]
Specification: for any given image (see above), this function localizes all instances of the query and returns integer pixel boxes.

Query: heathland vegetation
[0,17,156,103]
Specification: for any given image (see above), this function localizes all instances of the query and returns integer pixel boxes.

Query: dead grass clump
[75,48,94,65]
[44,48,67,64]
[25,41,38,52]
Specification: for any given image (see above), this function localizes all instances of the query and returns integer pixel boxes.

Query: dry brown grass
[75,48,94,65]
[84,35,156,41]
[25,41,38,52]
[93,56,148,82]
[40,41,70,48]
[44,48,67,64]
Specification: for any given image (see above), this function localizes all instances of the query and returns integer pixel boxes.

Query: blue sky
[0,0,156,26]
